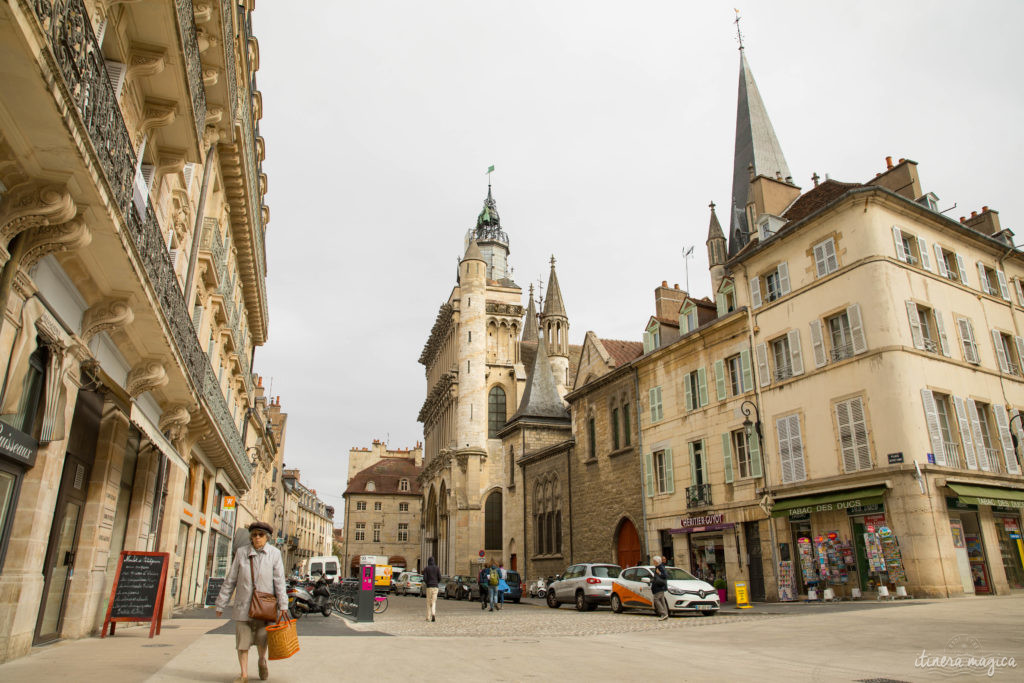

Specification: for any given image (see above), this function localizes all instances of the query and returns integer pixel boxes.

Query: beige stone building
[281,470,334,573]
[342,446,423,574]
[0,0,275,661]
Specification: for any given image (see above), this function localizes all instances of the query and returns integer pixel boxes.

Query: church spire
[510,334,568,421]
[541,255,567,319]
[706,201,727,295]
[521,283,539,342]
[728,46,791,256]
[469,182,511,281]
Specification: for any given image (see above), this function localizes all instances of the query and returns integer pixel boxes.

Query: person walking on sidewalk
[486,560,501,611]
[216,521,289,683]
[496,562,509,608]
[478,564,491,610]
[422,557,441,622]
[651,555,670,621]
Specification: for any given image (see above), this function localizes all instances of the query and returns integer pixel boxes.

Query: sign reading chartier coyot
[0,421,38,467]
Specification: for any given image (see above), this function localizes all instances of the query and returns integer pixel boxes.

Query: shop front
[670,513,735,597]
[772,486,908,599]
[945,483,1024,594]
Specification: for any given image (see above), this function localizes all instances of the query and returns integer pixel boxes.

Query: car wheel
[701,610,716,617]
[546,590,559,608]
[575,591,587,612]
[610,594,623,614]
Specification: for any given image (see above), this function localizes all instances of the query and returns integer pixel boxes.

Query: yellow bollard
[734,581,752,608]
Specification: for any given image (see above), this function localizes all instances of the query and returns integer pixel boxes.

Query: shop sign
[222,496,236,511]
[946,497,977,511]
[0,421,38,468]
[827,532,838,541]
[887,452,904,464]
[788,497,878,516]
[789,513,810,522]
[678,513,733,533]
[846,502,885,516]
[993,506,1022,513]
[971,497,1024,510]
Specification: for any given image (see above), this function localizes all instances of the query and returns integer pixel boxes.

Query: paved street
[0,594,1020,682]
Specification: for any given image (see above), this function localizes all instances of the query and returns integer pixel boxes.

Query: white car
[394,571,425,596]
[610,565,719,616]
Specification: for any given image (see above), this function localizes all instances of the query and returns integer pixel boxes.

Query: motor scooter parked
[529,577,547,599]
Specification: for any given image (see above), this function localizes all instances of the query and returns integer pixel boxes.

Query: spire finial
[734,8,744,50]
[550,254,556,268]
[709,200,716,212]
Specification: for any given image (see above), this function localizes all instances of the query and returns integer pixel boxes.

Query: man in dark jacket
[651,555,670,620]
[478,565,490,610]
[422,557,441,622]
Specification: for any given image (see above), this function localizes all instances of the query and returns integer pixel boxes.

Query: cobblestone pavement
[347,592,779,636]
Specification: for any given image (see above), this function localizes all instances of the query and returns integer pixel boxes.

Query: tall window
[955,316,980,364]
[828,312,854,361]
[488,386,506,438]
[373,523,381,543]
[374,501,382,511]
[611,407,620,450]
[835,396,872,472]
[485,491,503,549]
[354,522,365,541]
[690,441,705,486]
[622,403,631,445]
[588,417,597,459]
[654,449,672,493]
[777,414,806,483]
[356,501,366,511]
[397,523,409,542]
[726,355,743,395]
[813,237,839,277]
[732,429,750,478]
[399,478,410,491]
[649,386,664,422]
[771,336,793,380]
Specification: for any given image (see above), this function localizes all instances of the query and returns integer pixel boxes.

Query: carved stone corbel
[80,298,134,343]
[202,125,221,148]
[21,215,92,268]
[196,29,220,53]
[126,360,168,398]
[127,47,167,81]
[0,183,76,248]
[157,152,186,178]
[140,100,177,137]
[159,403,191,444]
[205,106,223,126]
[202,68,219,87]
[193,2,213,23]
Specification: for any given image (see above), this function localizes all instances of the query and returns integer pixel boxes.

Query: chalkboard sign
[205,577,225,607]
[101,551,169,638]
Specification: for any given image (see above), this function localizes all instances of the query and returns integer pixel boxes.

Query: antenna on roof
[734,8,744,50]
[682,246,695,293]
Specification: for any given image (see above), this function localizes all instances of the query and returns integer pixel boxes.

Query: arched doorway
[616,518,642,568]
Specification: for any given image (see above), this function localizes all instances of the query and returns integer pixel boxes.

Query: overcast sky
[250,1,1024,522]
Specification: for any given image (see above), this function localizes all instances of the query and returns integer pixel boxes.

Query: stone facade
[282,470,335,572]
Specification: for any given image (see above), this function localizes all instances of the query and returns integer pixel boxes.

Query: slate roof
[521,284,539,342]
[345,457,423,496]
[782,179,863,223]
[511,336,569,421]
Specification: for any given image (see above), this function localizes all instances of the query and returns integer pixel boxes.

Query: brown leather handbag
[249,555,279,621]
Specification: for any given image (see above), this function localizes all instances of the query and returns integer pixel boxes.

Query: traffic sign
[478,550,485,557]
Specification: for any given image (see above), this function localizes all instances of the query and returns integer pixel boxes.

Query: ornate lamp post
[740,398,781,594]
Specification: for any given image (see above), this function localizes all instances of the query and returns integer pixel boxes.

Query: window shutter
[789,415,806,481]
[813,241,836,277]
[716,293,727,317]
[813,242,826,277]
[697,367,709,407]
[663,448,675,494]
[688,442,697,486]
[967,399,990,471]
[755,343,770,387]
[104,59,127,98]
[749,277,762,309]
[1015,336,1024,372]
[749,430,762,478]
[934,244,949,278]
[917,237,931,271]
[934,311,951,357]
[956,317,978,363]
[1011,410,1024,474]
[777,416,793,483]
[977,262,990,295]
[992,330,1010,373]
[642,331,652,353]
[851,397,872,471]
[777,262,791,295]
[683,373,693,411]
[992,404,1020,475]
[192,304,203,330]
[787,329,804,375]
[920,389,947,467]
[809,319,826,367]
[714,360,726,401]
[649,387,663,422]
[906,301,924,349]
[955,253,968,285]
[169,248,180,268]
[722,433,734,483]
[952,396,978,470]
[892,226,907,262]
[644,452,654,497]
[739,349,752,392]
[679,308,689,334]
[835,399,858,473]
[997,270,1011,301]
[847,304,867,354]
[824,238,838,273]
[1016,279,1024,307]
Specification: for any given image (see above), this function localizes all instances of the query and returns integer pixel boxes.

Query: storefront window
[995,515,1024,589]
[0,469,16,570]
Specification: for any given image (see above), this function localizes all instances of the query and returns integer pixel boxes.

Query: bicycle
[373,593,388,614]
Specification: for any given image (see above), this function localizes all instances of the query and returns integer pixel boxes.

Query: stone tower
[456,238,488,452]
[706,202,727,295]
[541,256,570,396]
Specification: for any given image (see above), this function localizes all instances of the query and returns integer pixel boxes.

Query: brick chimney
[867,157,922,200]
[963,207,1002,237]
[655,281,687,320]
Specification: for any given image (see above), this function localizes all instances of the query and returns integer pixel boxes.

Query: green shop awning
[947,483,1024,510]
[771,486,888,518]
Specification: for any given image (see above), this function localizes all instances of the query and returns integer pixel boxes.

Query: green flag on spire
[487,165,495,174]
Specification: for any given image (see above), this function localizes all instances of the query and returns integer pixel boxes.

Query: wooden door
[616,519,642,568]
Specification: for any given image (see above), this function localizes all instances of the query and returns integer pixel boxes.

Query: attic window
[399,478,410,492]
[365,480,376,492]
[642,322,661,353]
[679,304,698,335]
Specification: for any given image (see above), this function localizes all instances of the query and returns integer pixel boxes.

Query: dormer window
[642,321,661,353]
[365,480,376,492]
[716,281,736,317]
[679,303,698,335]
[399,478,410,492]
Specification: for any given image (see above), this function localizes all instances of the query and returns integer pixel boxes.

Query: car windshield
[665,567,698,581]
[325,562,337,574]
[411,574,423,582]
[310,562,323,575]
[507,571,520,583]
[591,565,621,578]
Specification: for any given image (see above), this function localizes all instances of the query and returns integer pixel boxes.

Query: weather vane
[734,8,744,50]
[683,246,695,293]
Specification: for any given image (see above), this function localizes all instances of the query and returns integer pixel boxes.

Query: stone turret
[541,256,569,396]
[706,202,727,295]
[521,283,539,343]
[457,239,487,451]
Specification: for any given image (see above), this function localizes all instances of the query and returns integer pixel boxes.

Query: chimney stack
[885,156,893,170]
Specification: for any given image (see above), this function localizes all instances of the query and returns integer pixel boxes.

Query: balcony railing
[30,0,249,482]
[174,0,207,142]
[986,448,1003,473]
[923,338,939,353]
[942,443,962,468]
[686,483,712,509]
[831,342,855,362]
[774,363,793,382]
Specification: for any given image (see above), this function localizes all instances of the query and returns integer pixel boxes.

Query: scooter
[309,574,332,617]
[529,577,547,599]
[287,580,314,620]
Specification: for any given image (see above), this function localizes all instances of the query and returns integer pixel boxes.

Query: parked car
[610,565,719,617]
[443,575,475,600]
[546,563,622,611]
[307,555,342,583]
[503,570,523,603]
[394,571,425,596]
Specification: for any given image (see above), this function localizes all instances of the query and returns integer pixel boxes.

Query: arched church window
[488,386,506,438]
[484,491,503,549]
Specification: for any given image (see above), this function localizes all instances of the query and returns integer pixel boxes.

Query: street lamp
[740,398,781,592]
[739,399,763,445]
[1009,412,1024,470]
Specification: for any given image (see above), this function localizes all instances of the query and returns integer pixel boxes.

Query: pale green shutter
[688,442,697,486]
[721,432,734,483]
[716,293,727,317]
[644,452,654,497]
[643,331,652,353]
[739,349,752,392]
[683,374,693,411]
[697,367,709,407]
[714,360,726,400]
[664,448,674,494]
[749,430,762,477]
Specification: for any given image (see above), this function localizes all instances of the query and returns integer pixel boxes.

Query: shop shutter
[966,399,990,471]
[714,360,727,401]
[697,367,709,407]
[934,310,951,356]
[992,404,1021,474]
[787,329,804,376]
[644,452,654,497]
[749,430,762,478]
[917,237,931,271]
[977,262,991,295]
[992,330,1010,373]
[739,349,753,391]
[847,304,867,354]
[777,262,791,295]
[952,396,978,470]
[809,319,826,367]
[920,389,948,467]
[934,245,949,278]
[722,433,734,483]
[663,448,675,494]
[749,277,762,309]
[906,301,924,349]
[997,270,1011,301]
[755,343,770,387]
[891,226,907,262]
[955,253,969,286]
[683,373,694,411]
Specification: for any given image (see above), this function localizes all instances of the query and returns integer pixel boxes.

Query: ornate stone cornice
[80,298,134,343]
[485,302,524,317]
[22,215,92,268]
[157,151,186,178]
[417,371,456,425]
[419,302,454,366]
[0,183,76,248]
[126,360,168,398]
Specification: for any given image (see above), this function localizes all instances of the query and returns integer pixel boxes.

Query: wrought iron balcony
[830,342,855,362]
[30,0,249,482]
[686,483,712,509]
[175,0,207,143]
[922,338,939,353]
[943,443,962,468]
[986,449,1003,473]
[774,363,793,382]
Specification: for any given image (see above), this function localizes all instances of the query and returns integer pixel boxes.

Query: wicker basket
[266,617,299,660]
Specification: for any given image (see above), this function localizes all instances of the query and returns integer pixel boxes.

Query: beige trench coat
[215,543,288,621]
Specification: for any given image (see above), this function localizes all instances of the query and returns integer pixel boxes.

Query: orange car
[610,565,719,616]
